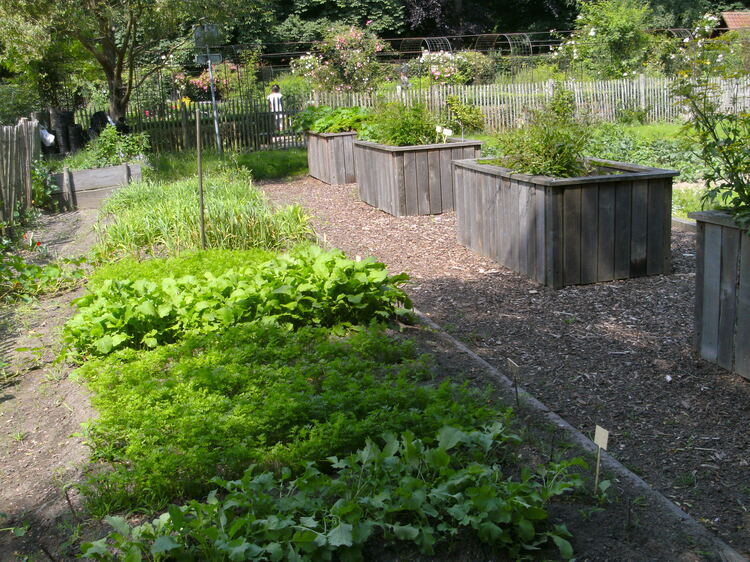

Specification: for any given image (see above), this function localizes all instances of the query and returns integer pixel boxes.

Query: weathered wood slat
[427,150,441,214]
[735,233,750,378]
[580,185,598,284]
[563,187,582,286]
[717,226,740,370]
[614,181,632,280]
[700,223,723,363]
[630,180,649,277]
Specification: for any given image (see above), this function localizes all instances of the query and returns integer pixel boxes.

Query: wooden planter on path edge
[307,132,357,185]
[452,158,679,288]
[353,139,482,216]
[690,210,750,380]
[52,163,142,210]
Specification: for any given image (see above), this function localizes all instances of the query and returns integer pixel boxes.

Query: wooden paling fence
[0,118,40,228]
[77,98,306,154]
[316,75,750,131]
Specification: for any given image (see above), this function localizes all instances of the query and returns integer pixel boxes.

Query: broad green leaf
[105,515,130,537]
[151,535,180,554]
[391,524,420,540]
[437,426,465,450]
[551,534,574,559]
[328,523,353,547]
[517,518,535,542]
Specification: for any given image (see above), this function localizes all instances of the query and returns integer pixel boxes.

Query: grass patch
[672,184,709,219]
[146,149,308,182]
[95,167,311,257]
[77,322,495,514]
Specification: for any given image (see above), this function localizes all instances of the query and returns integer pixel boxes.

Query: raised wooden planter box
[353,139,482,216]
[307,132,357,185]
[52,163,142,210]
[689,210,750,380]
[453,158,679,288]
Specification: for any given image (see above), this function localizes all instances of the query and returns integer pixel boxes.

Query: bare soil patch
[262,177,750,559]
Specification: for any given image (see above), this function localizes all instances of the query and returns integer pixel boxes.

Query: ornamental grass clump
[95,167,312,256]
[489,87,590,178]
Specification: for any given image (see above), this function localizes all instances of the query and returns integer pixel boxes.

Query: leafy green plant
[82,424,582,560]
[30,160,58,211]
[445,95,484,134]
[292,105,370,134]
[0,253,86,302]
[75,322,494,513]
[489,86,589,178]
[50,125,150,171]
[673,14,750,233]
[95,167,311,256]
[63,245,411,357]
[359,102,437,147]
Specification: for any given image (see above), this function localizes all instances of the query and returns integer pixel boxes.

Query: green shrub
[445,95,484,133]
[489,87,589,178]
[95,167,311,256]
[76,323,494,512]
[82,424,582,560]
[63,245,411,357]
[51,125,150,171]
[360,102,437,146]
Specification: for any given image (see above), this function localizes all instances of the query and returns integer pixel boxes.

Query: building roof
[720,11,750,30]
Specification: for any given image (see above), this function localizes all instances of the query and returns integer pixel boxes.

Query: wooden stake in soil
[594,425,609,492]
[196,106,206,250]
[507,358,521,409]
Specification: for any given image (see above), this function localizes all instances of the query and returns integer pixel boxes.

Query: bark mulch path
[262,177,750,558]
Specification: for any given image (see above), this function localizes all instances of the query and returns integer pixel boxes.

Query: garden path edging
[413,308,745,562]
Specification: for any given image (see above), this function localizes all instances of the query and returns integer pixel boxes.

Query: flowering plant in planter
[673,13,750,234]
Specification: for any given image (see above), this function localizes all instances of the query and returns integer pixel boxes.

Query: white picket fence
[0,118,40,227]
[314,75,750,130]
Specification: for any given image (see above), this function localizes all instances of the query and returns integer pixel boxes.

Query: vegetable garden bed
[307,131,357,185]
[353,139,482,216]
[51,163,142,210]
[452,157,679,288]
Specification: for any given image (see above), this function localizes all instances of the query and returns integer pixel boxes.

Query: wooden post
[196,106,206,250]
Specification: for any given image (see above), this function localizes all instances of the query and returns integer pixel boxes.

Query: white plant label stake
[594,425,609,492]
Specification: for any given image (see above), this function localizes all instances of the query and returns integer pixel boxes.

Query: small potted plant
[452,87,678,288]
[675,15,750,379]
[353,102,482,216]
[294,105,370,185]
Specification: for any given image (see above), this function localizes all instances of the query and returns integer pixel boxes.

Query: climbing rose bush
[291,24,391,92]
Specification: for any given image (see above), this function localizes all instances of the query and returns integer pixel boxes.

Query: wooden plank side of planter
[404,152,418,216]
[630,180,649,277]
[454,164,467,246]
[735,233,750,378]
[307,134,319,180]
[717,225,740,371]
[440,149,454,211]
[500,176,512,268]
[581,185,599,285]
[563,186,582,286]
[510,178,521,273]
[428,149,442,214]
[694,220,705,352]
[491,173,502,265]
[331,136,346,185]
[518,178,530,278]
[416,151,430,215]
[700,223,723,363]
[614,181,632,280]
[545,186,564,289]
[534,184,546,284]
[343,135,356,183]
[597,184,615,282]
[395,152,406,216]
[353,143,368,204]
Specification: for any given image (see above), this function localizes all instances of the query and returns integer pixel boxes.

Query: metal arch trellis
[473,34,501,52]
[501,33,533,56]
[399,36,452,56]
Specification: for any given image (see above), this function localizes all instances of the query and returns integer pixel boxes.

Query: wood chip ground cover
[261,176,750,558]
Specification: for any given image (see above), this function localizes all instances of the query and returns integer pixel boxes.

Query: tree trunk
[108,74,129,122]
